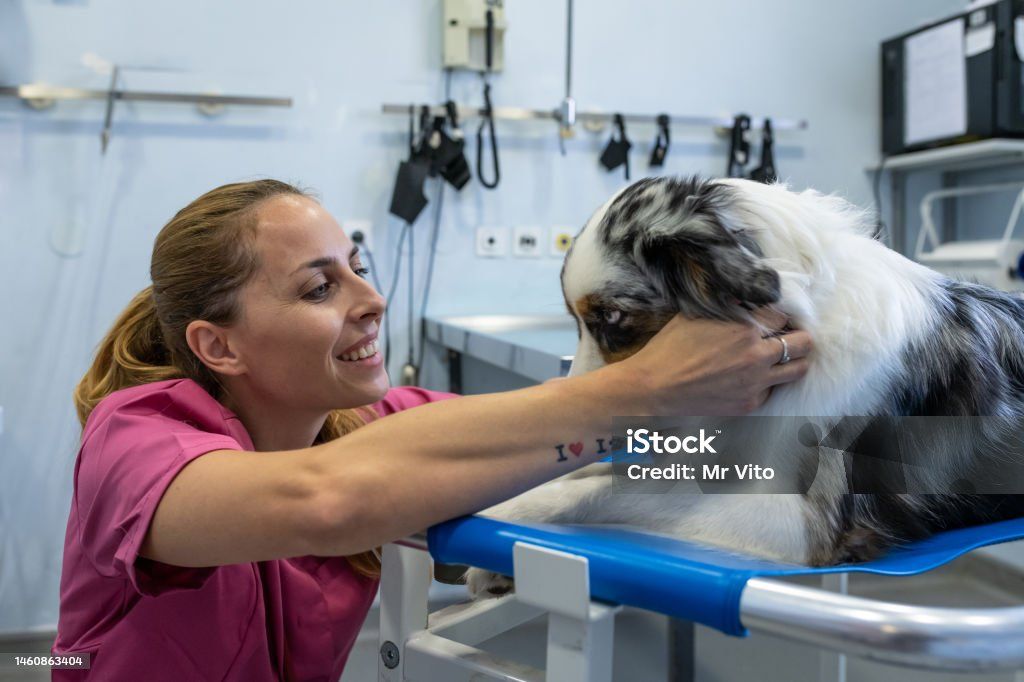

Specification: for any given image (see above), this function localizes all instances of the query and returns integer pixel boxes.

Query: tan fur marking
[574,295,594,318]
[597,310,674,365]
[686,260,712,302]
[602,342,648,364]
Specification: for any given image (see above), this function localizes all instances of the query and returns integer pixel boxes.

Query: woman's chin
[336,373,390,407]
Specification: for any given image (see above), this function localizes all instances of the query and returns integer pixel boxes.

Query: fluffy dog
[467,176,1024,596]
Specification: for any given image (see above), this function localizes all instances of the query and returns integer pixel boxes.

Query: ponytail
[317,407,383,578]
[73,286,182,427]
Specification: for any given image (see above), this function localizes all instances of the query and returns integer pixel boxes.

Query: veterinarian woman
[51,179,812,680]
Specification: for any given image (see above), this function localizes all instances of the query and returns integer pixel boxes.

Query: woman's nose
[348,276,386,322]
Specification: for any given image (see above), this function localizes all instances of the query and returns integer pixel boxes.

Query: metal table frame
[377,534,1024,681]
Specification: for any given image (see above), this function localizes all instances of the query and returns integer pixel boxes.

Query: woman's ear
[185,320,247,376]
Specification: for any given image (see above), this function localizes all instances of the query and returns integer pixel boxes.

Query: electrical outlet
[345,219,374,254]
[512,226,543,258]
[550,227,574,257]
[476,226,508,257]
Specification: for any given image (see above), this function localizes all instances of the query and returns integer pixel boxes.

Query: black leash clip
[438,101,471,190]
[388,105,432,224]
[748,118,778,184]
[423,102,471,190]
[726,113,751,178]
[600,113,632,180]
[649,114,670,168]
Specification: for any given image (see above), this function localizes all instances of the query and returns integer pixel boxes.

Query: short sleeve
[74,408,242,597]
[371,386,459,417]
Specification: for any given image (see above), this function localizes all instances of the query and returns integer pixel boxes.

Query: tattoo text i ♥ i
[554,438,611,462]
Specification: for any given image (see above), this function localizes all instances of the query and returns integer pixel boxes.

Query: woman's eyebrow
[289,247,361,276]
[291,256,338,275]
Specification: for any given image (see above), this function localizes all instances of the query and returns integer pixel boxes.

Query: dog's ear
[600,177,779,317]
[636,226,780,316]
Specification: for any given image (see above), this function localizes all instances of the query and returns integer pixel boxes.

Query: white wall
[0,0,962,631]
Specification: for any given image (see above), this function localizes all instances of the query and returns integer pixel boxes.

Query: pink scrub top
[52,378,456,681]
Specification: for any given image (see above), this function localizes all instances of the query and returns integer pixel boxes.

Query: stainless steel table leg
[668,619,694,682]
[447,349,462,394]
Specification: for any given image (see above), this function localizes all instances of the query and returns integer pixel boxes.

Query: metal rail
[1,81,292,153]
[740,577,1024,672]
[0,84,292,109]
[381,103,807,131]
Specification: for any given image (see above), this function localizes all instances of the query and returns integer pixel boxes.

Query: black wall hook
[600,113,632,180]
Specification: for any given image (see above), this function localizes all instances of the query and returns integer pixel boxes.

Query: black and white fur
[467,176,1024,596]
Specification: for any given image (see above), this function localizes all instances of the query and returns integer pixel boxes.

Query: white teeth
[339,340,379,362]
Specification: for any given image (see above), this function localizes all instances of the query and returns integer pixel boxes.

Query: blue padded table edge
[427,515,1024,636]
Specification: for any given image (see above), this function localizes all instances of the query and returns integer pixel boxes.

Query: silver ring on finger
[776,335,791,365]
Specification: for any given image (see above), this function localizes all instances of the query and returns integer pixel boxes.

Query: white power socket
[512,226,543,258]
[345,219,374,254]
[476,226,508,257]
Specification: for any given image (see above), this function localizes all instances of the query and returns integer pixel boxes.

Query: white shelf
[869,139,1024,173]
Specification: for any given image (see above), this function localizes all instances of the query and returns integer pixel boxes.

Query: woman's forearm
[306,365,638,555]
[304,313,813,556]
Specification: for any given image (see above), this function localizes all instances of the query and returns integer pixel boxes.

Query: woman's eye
[603,308,624,324]
[354,267,370,278]
[304,282,332,301]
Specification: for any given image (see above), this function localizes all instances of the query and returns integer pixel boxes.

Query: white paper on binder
[1015,16,1024,61]
[965,22,996,56]
[904,18,968,146]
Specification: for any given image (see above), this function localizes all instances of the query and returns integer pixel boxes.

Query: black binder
[882,0,1024,155]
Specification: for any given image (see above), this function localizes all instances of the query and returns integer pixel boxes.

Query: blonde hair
[74,179,381,578]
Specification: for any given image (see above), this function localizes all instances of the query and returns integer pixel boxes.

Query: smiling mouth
[337,339,381,362]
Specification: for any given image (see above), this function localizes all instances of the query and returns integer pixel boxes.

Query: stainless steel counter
[423,315,577,385]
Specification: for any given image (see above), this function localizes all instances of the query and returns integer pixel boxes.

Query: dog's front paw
[465,567,515,598]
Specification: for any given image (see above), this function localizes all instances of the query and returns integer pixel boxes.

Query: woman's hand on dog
[613,310,812,416]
